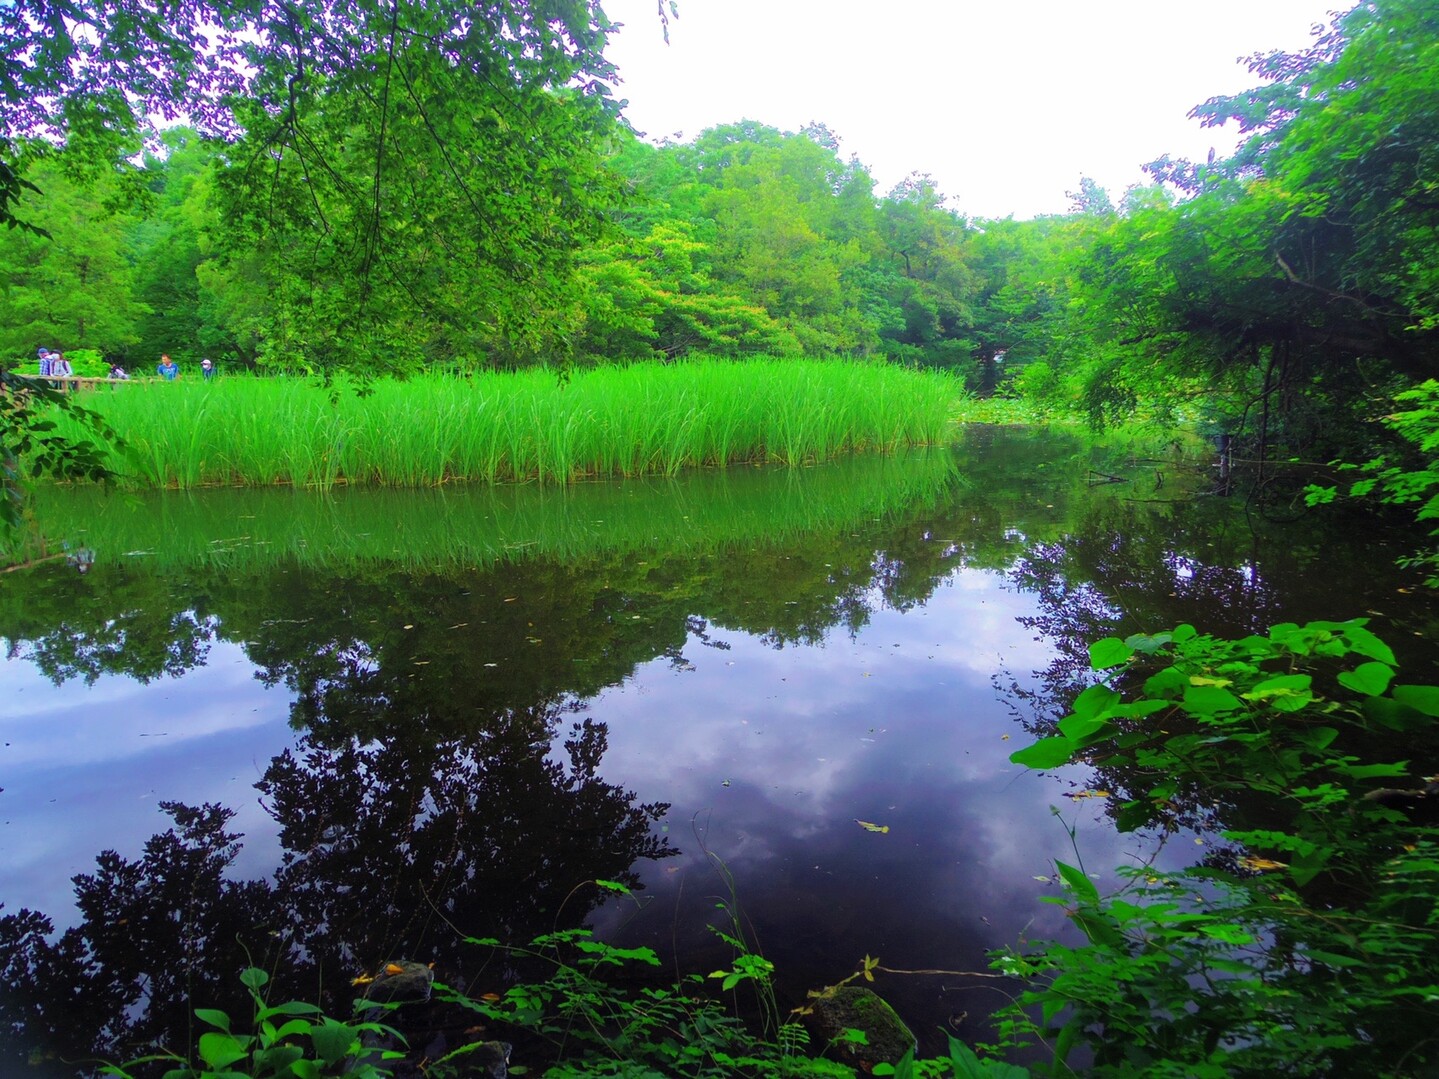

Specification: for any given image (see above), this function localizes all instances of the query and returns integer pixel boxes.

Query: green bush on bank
[998,619,1439,1076]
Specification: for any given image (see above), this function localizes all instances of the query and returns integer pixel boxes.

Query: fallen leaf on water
[855,820,890,834]
[1239,857,1288,872]
[351,974,375,986]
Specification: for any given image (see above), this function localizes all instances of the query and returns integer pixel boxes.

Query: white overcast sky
[601,0,1346,219]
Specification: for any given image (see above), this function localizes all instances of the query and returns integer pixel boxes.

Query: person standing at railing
[51,351,72,379]
[156,354,179,380]
[38,348,53,377]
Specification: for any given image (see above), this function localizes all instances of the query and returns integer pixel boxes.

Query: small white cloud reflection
[0,642,281,767]
[0,642,291,924]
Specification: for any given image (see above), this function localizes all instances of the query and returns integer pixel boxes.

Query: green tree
[1064,174,1116,217]
[4,0,632,372]
[693,124,875,353]
[574,220,800,360]
[0,155,149,356]
[128,128,223,366]
[193,66,620,372]
[1073,1,1439,454]
[865,174,975,368]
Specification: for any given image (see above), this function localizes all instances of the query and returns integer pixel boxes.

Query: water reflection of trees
[1,430,1157,698]
[258,709,671,974]
[0,520,977,702]
[1008,527,1282,720]
[2,802,282,1076]
[0,568,219,685]
[0,481,990,1074]
[0,707,671,1077]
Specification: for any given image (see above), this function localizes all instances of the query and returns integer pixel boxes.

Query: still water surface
[2,428,1434,1073]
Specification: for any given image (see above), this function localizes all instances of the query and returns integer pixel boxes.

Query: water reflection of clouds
[587,566,1134,982]
[595,571,1051,797]
[0,642,294,924]
[0,644,280,766]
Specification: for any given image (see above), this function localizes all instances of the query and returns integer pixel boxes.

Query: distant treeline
[1,118,1070,387]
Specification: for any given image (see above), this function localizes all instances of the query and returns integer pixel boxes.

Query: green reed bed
[51,358,957,490]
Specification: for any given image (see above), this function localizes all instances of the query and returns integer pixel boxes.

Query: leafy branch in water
[1306,378,1439,585]
[1000,619,1439,1076]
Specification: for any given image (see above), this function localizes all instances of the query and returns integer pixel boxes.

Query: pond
[2,426,1435,1075]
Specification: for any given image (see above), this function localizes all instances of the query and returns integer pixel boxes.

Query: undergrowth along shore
[49,359,959,490]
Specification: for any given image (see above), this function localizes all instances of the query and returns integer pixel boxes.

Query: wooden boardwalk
[16,375,171,392]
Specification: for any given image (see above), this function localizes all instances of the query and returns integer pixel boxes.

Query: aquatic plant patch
[44,359,959,490]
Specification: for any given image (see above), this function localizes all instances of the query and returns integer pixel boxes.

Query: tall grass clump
[42,359,960,490]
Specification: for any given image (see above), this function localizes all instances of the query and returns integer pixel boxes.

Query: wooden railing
[17,375,166,392]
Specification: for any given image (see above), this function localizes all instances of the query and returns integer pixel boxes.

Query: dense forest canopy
[2,0,1437,465]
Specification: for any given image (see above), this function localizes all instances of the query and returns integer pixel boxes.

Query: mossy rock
[362,959,434,1003]
[804,985,916,1068]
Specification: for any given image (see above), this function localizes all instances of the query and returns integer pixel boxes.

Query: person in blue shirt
[156,354,179,380]
[201,358,216,380]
